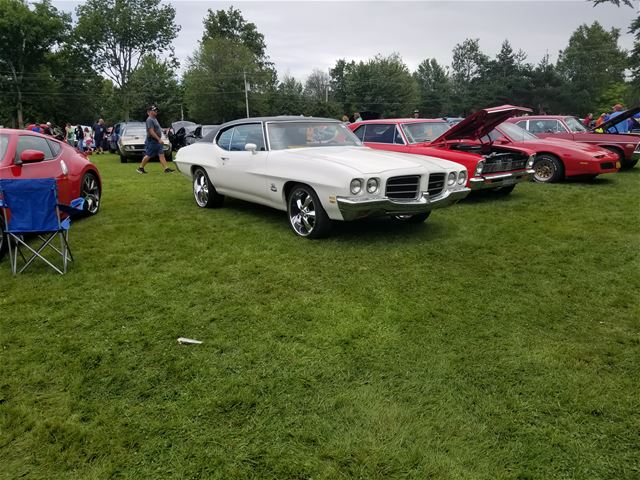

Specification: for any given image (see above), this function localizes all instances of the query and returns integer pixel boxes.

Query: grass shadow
[221,198,450,242]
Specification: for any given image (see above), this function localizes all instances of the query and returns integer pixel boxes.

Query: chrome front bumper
[468,169,534,190]
[337,188,470,221]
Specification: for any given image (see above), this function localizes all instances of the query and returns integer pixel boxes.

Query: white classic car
[174,117,471,238]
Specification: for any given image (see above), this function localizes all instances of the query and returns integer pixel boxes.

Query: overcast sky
[55,0,635,80]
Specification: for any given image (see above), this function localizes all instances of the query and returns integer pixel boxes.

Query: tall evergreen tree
[414,58,451,117]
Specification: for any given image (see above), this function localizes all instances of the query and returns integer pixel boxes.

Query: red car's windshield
[401,121,450,143]
[565,117,588,133]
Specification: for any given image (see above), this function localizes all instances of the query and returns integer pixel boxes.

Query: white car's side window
[217,128,233,151]
[229,124,265,151]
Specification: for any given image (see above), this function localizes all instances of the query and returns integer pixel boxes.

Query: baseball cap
[147,105,158,112]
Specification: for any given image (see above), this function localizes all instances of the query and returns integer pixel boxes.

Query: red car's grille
[483,153,528,174]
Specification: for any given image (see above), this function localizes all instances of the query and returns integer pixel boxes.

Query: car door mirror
[19,149,45,164]
[245,143,257,154]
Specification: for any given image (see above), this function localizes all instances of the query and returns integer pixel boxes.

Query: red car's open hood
[591,105,640,132]
[432,105,532,143]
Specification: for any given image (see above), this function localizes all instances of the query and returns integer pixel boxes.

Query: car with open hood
[486,122,620,182]
[168,120,198,151]
[174,116,470,238]
[184,125,220,146]
[349,105,536,195]
[506,110,640,169]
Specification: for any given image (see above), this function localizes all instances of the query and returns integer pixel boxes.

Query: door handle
[221,157,229,161]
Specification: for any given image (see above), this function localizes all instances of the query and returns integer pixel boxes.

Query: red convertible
[506,113,640,169]
[0,128,102,258]
[350,105,535,195]
[488,122,620,182]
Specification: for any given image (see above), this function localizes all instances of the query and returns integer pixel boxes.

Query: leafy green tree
[201,6,268,64]
[183,38,265,123]
[414,58,451,117]
[480,40,533,107]
[128,56,182,123]
[528,54,568,114]
[270,74,304,115]
[184,6,276,122]
[343,54,418,117]
[74,0,179,120]
[557,22,628,114]
[450,38,489,114]
[0,0,70,127]
[304,69,330,102]
[329,59,355,114]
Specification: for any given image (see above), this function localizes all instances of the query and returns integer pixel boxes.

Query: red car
[506,113,640,169]
[488,122,620,182]
[349,105,535,195]
[0,128,102,257]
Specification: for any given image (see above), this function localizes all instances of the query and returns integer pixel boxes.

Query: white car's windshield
[401,121,450,143]
[267,121,362,150]
[565,117,587,133]
[122,127,147,137]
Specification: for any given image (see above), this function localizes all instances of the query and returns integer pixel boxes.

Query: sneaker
[136,167,147,174]
[164,168,174,173]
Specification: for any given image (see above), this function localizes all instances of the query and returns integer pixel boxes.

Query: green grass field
[1,154,639,479]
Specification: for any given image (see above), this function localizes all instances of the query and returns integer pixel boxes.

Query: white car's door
[213,123,268,203]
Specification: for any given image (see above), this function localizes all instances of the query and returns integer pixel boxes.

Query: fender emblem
[270,183,277,192]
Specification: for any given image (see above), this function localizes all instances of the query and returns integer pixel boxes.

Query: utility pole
[243,70,250,118]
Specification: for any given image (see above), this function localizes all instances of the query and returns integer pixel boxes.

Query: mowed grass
[1,153,638,479]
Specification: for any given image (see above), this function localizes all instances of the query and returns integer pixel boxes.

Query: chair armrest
[58,197,85,216]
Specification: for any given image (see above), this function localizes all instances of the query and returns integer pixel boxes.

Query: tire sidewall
[81,172,101,216]
[533,154,563,183]
[287,184,331,239]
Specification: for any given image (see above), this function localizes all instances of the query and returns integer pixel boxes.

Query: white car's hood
[274,146,460,174]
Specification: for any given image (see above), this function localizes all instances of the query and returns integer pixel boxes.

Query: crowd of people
[27,119,113,154]
[584,104,640,133]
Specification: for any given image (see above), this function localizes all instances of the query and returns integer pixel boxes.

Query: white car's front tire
[193,167,224,208]
[287,184,332,239]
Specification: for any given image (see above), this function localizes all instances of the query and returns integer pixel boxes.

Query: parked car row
[2,105,638,246]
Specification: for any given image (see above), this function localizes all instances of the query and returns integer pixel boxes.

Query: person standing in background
[93,118,105,154]
[65,123,74,146]
[136,105,174,174]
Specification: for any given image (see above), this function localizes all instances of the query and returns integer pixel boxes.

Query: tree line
[0,0,636,128]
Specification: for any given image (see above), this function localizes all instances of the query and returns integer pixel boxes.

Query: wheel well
[600,145,624,158]
[282,181,309,202]
[85,169,102,189]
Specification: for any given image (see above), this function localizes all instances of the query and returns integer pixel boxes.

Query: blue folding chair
[0,178,84,275]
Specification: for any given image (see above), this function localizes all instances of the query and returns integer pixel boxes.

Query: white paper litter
[177,337,203,345]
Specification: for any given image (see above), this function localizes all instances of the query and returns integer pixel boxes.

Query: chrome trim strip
[468,169,534,190]
[336,188,470,221]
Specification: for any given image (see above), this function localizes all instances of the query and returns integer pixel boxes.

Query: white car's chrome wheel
[192,167,224,208]
[287,185,331,239]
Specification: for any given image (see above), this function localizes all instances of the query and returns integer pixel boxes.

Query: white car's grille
[386,175,420,200]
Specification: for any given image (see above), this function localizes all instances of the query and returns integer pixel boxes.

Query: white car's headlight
[475,160,484,176]
[447,172,457,186]
[527,155,535,168]
[457,170,467,185]
[366,177,379,194]
[350,178,363,195]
